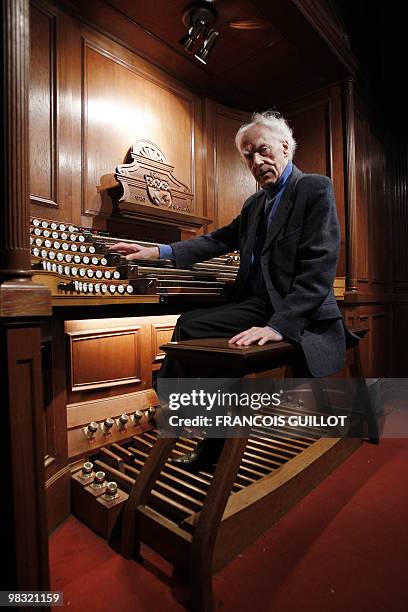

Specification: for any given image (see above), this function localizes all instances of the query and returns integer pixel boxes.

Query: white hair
[235,110,297,160]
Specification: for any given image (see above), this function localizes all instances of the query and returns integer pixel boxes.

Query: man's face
[240,125,289,188]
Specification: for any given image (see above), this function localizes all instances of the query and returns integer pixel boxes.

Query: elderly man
[111,110,346,469]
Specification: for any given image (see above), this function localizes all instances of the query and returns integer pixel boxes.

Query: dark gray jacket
[171,164,345,376]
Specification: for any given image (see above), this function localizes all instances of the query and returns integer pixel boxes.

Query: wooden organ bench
[119,327,377,612]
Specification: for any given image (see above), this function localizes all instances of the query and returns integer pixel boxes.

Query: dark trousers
[156,296,312,459]
[157,294,311,381]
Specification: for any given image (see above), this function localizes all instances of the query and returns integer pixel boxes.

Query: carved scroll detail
[135,141,166,162]
[115,140,192,214]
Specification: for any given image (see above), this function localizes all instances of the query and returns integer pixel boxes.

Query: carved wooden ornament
[115,140,192,213]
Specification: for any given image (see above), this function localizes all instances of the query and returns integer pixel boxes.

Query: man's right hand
[108,242,160,261]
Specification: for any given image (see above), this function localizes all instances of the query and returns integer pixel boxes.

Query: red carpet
[50,437,408,612]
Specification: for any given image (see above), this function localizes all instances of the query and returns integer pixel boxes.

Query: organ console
[31,204,347,533]
[27,188,351,583]
[30,215,240,304]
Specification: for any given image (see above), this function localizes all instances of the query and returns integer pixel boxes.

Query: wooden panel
[29,1,57,207]
[68,326,143,392]
[151,321,178,366]
[29,1,75,225]
[45,466,70,534]
[41,337,57,466]
[81,29,202,221]
[283,86,346,276]
[392,302,408,376]
[41,315,70,533]
[355,110,369,281]
[387,144,408,376]
[390,145,408,284]
[64,316,170,403]
[287,99,332,177]
[342,305,391,377]
[1,324,49,588]
[370,312,389,377]
[369,134,388,283]
[354,100,391,294]
[205,101,255,231]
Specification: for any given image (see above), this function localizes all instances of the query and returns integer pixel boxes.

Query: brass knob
[101,417,114,434]
[132,410,143,425]
[82,461,93,475]
[103,481,119,501]
[91,471,106,488]
[117,414,129,430]
[84,421,98,440]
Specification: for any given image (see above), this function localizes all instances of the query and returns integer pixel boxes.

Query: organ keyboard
[30,216,240,304]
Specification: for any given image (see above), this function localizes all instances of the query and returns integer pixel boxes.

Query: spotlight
[179,1,218,63]
[179,19,206,53]
[194,29,219,64]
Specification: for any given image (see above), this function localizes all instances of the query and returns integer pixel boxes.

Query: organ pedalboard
[30,216,240,301]
[69,390,338,540]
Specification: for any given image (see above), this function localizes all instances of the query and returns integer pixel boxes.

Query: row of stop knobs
[83,406,157,440]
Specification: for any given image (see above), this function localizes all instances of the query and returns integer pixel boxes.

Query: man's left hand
[228,326,283,346]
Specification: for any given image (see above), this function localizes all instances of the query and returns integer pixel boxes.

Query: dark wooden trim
[45,465,71,534]
[29,0,59,209]
[342,78,358,295]
[0,323,49,589]
[291,0,358,75]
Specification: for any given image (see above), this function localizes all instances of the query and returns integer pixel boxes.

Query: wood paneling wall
[283,86,346,277]
[389,143,408,375]
[80,28,203,221]
[355,101,391,296]
[29,2,57,207]
[28,2,256,235]
[342,304,392,377]
[343,99,393,376]
[29,1,204,230]
[204,101,255,231]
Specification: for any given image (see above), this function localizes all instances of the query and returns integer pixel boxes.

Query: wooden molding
[0,271,51,318]
[342,79,358,293]
[29,1,59,209]
[291,0,358,75]
[151,321,177,365]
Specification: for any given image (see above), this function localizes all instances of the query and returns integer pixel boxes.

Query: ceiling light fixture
[194,28,219,64]
[179,1,219,64]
